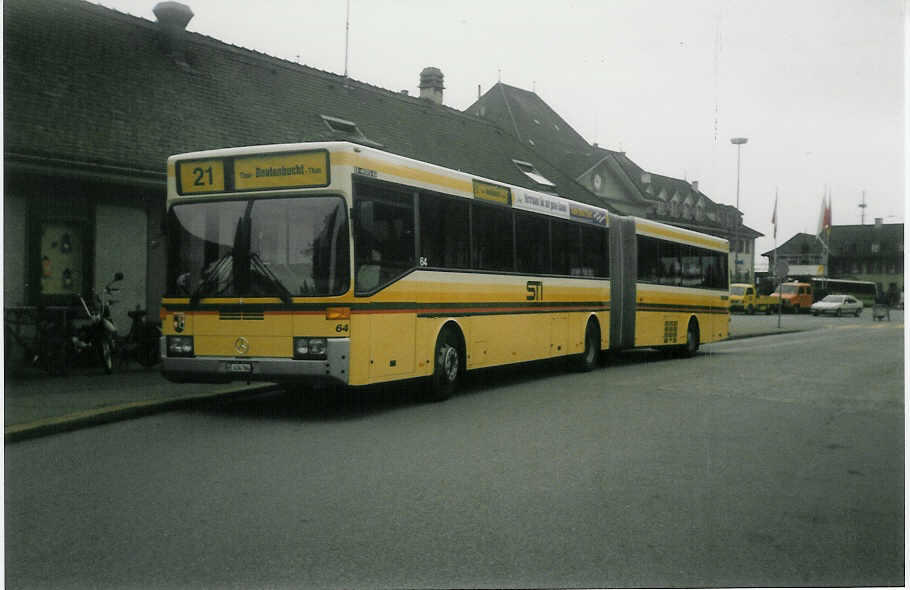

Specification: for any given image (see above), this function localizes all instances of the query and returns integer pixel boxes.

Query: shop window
[39,221,85,299]
[29,202,93,306]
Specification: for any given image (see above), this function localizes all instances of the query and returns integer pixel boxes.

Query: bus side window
[515,211,550,274]
[353,181,415,294]
[472,202,514,272]
[419,192,469,269]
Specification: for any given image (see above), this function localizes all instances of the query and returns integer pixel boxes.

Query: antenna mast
[859,190,867,225]
[344,0,350,77]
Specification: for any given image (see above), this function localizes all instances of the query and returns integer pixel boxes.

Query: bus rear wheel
[428,327,461,402]
[677,320,699,358]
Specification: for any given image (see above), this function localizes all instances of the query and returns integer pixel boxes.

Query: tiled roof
[466,83,762,238]
[762,233,822,258]
[467,83,592,160]
[4,0,612,209]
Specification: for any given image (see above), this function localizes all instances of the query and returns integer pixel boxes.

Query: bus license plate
[229,362,252,373]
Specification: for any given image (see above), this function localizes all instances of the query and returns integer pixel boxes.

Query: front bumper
[160,337,350,385]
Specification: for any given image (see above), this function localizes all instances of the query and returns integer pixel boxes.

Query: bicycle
[4,306,71,376]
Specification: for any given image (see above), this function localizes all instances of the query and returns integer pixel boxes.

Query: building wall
[94,201,147,332]
[3,172,160,344]
[4,190,28,307]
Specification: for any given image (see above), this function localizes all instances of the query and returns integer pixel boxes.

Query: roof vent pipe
[154,2,194,63]
[419,67,444,105]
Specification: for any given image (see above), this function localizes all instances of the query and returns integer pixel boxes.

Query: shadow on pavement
[193,347,684,423]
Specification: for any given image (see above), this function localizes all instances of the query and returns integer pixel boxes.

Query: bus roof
[167,141,726,250]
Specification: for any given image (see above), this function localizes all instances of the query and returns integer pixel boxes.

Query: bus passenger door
[609,216,637,350]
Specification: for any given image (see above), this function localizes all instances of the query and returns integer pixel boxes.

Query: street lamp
[730,137,748,210]
[730,137,748,282]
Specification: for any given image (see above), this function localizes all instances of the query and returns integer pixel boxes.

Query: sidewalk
[4,364,273,442]
[4,318,808,442]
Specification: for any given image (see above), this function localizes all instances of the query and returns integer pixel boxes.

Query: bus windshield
[166,196,350,299]
[730,286,746,296]
[774,284,799,295]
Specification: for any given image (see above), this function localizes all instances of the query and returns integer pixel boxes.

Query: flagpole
[774,189,781,328]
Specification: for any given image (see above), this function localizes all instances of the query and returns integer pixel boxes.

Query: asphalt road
[5,316,904,588]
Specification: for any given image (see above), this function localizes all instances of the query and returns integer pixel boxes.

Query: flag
[771,193,778,239]
[817,194,825,235]
[817,192,832,235]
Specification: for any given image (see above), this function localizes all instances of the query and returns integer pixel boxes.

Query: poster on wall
[39,222,83,297]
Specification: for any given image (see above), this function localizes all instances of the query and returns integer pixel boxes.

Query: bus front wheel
[574,320,600,372]
[428,327,461,402]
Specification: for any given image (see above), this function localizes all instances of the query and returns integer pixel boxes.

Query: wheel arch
[434,319,467,371]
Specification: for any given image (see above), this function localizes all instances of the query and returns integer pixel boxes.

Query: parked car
[810,294,863,317]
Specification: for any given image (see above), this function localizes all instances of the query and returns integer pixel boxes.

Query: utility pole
[343,0,350,78]
[730,137,748,282]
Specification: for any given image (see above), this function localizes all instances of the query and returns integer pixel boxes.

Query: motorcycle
[118,303,162,368]
[70,271,123,374]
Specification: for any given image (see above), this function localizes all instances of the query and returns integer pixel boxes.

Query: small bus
[160,142,729,400]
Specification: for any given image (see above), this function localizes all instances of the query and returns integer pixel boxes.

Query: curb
[725,329,807,341]
[5,383,276,443]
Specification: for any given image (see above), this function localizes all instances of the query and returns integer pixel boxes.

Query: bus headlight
[293,337,327,360]
[167,335,194,357]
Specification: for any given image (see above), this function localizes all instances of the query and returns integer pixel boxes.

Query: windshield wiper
[249,253,293,304]
[190,252,234,306]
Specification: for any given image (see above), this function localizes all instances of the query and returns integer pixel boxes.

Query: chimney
[419,67,444,105]
[154,2,194,64]
[875,217,883,228]
[691,180,699,191]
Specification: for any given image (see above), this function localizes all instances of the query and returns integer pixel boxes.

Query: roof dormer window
[320,114,384,148]
[321,115,364,137]
[513,159,555,187]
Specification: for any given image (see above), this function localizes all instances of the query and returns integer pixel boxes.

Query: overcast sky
[99,0,905,259]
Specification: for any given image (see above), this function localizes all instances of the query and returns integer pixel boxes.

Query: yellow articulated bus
[161,141,729,400]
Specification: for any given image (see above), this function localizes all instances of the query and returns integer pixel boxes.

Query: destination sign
[472,179,512,205]
[177,159,226,194]
[234,150,330,191]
